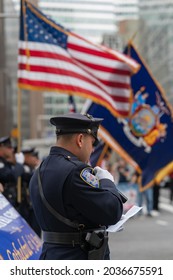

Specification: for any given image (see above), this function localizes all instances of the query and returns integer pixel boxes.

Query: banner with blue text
[0,193,42,260]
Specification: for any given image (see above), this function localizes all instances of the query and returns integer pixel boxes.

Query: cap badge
[87,129,92,134]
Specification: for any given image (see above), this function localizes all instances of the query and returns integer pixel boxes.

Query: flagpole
[128,31,138,46]
[127,30,138,56]
[17,88,22,203]
[16,0,25,204]
[96,143,109,167]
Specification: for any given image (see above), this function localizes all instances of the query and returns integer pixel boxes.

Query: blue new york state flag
[84,42,173,191]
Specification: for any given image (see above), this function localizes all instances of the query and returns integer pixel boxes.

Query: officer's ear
[76,133,84,149]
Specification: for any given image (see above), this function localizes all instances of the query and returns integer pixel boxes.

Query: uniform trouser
[40,243,110,260]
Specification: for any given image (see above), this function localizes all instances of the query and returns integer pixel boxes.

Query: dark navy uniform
[29,113,124,260]
[18,147,41,236]
[0,157,24,207]
[0,137,24,208]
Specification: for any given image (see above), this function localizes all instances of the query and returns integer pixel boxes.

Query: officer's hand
[15,152,25,164]
[93,166,114,182]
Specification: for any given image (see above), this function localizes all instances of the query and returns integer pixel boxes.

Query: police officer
[29,113,124,260]
[19,147,41,236]
[0,136,24,208]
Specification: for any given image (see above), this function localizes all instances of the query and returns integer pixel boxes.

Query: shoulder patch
[80,168,99,188]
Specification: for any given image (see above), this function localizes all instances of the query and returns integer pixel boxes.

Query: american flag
[18,0,139,118]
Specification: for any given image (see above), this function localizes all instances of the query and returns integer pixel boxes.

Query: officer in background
[22,148,40,171]
[18,147,41,236]
[29,113,124,260]
[0,136,24,208]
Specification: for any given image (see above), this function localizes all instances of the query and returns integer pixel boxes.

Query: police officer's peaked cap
[22,147,35,154]
[50,113,103,146]
[0,136,12,147]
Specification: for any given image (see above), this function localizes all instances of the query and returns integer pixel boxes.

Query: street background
[109,188,173,260]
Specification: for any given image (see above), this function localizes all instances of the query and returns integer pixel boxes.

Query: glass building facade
[39,0,117,43]
[114,0,139,21]
[138,0,173,106]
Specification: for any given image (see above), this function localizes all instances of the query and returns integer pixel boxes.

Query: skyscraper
[39,0,117,43]
[138,0,173,106]
[114,0,139,21]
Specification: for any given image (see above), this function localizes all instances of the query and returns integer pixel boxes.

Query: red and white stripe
[18,33,139,117]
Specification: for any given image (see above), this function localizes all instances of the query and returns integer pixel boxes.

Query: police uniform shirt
[29,146,123,259]
[0,157,24,206]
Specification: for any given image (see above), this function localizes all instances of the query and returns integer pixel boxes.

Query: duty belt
[42,229,108,260]
[42,229,106,247]
[42,231,82,246]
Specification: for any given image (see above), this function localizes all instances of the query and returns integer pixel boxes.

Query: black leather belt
[42,231,83,246]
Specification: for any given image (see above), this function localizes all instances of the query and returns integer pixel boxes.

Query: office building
[138,0,173,105]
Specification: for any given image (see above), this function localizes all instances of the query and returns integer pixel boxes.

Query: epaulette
[63,154,84,167]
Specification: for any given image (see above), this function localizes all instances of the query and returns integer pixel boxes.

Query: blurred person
[152,176,171,215]
[29,113,124,260]
[22,147,41,171]
[100,147,112,169]
[18,147,41,236]
[166,173,173,204]
[137,187,153,217]
[129,170,153,216]
[152,183,160,215]
[117,158,130,184]
[116,158,131,201]
[0,136,25,208]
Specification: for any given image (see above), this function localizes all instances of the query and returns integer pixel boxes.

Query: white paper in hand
[107,205,142,233]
